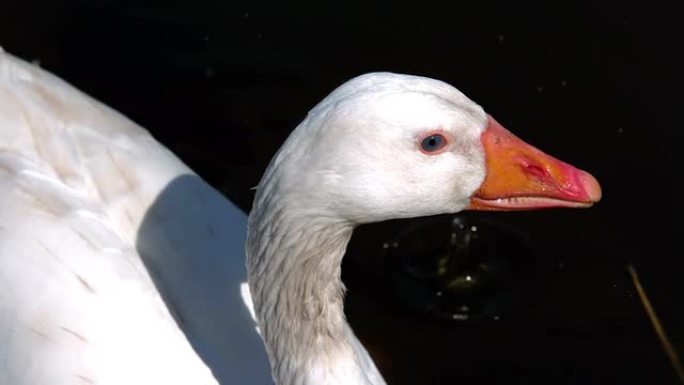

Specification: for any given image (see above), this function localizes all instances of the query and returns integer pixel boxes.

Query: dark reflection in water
[344,212,680,384]
[387,215,546,324]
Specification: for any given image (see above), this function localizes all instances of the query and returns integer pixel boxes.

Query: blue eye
[420,134,448,153]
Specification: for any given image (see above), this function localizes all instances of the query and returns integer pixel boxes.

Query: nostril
[523,163,550,180]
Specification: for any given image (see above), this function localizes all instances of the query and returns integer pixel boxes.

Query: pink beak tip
[579,170,602,203]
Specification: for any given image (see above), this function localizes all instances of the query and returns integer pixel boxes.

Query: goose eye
[420,134,448,154]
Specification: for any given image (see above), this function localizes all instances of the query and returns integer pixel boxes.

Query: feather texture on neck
[247,189,385,385]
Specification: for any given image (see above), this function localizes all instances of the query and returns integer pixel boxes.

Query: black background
[2,1,682,384]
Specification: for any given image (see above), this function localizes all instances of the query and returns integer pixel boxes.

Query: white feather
[0,49,271,385]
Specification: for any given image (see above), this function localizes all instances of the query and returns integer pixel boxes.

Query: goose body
[0,48,270,385]
[0,47,600,385]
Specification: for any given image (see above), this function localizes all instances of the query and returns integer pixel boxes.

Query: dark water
[2,1,682,384]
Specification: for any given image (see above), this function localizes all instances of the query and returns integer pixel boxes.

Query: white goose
[0,47,601,385]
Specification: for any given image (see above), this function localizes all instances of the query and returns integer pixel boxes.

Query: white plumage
[0,48,270,385]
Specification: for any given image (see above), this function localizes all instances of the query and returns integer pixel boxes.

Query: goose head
[247,72,601,385]
[255,72,601,226]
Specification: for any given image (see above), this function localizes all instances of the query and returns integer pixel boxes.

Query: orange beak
[469,116,602,211]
